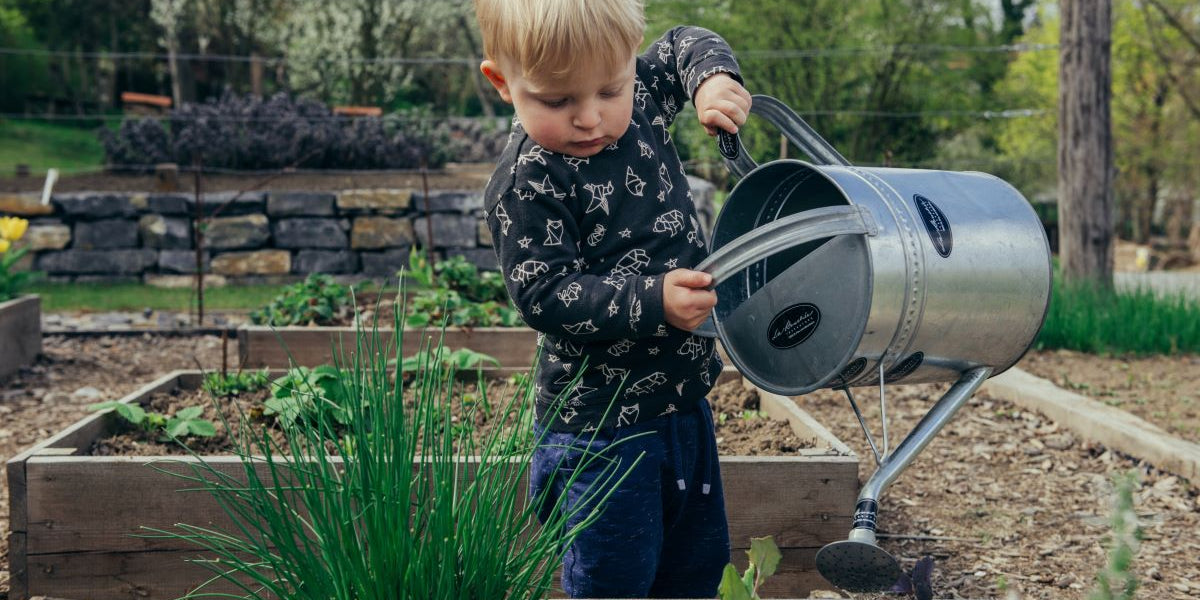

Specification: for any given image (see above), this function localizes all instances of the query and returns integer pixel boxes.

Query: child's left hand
[693,73,752,136]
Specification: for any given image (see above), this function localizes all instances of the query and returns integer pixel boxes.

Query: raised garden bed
[0,295,40,381]
[6,368,858,600]
[238,324,542,369]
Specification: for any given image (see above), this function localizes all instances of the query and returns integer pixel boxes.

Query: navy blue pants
[529,400,730,598]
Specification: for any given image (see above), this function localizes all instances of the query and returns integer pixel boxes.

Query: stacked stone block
[0,189,497,284]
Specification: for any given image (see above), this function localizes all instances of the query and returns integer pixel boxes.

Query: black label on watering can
[914,194,953,258]
[852,499,880,531]
[834,357,869,388]
[884,352,924,383]
[767,303,821,349]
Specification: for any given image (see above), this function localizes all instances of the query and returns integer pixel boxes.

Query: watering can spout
[815,366,992,592]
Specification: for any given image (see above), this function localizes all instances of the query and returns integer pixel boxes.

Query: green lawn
[0,120,106,176]
[28,282,290,312]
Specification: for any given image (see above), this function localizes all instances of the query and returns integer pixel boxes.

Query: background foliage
[0,0,1197,242]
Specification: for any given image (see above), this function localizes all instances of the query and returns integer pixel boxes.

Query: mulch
[2,335,1198,599]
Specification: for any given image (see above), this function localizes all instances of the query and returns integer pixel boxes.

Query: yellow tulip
[0,216,29,242]
[0,238,10,253]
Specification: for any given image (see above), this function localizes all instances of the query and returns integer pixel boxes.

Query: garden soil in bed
[86,376,813,458]
[3,335,1199,598]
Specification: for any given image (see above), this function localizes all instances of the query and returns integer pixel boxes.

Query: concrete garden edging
[983,367,1200,482]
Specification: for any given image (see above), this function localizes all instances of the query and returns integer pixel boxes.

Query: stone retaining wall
[0,188,497,284]
[0,176,716,285]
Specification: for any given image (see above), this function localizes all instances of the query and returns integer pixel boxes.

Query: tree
[1058,0,1114,284]
[282,0,479,110]
[150,0,188,106]
[645,0,1010,168]
[0,1,49,112]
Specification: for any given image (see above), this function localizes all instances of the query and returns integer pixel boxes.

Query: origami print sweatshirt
[483,26,742,432]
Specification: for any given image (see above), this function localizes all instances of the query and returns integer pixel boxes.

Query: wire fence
[0,42,1058,64]
[0,41,1061,178]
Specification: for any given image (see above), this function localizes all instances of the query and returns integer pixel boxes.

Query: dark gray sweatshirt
[484,26,741,433]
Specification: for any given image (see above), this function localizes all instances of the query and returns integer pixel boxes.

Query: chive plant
[149,296,640,599]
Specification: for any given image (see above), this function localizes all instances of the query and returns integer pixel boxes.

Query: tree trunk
[168,45,182,108]
[251,53,264,98]
[1058,0,1114,285]
[458,15,495,118]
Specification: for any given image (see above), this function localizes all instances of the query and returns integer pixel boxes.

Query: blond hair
[476,0,644,80]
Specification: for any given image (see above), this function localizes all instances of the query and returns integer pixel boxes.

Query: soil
[85,374,808,459]
[2,336,1198,599]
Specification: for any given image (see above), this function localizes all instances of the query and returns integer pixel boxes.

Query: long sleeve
[485,147,666,343]
[640,26,743,128]
[480,24,738,432]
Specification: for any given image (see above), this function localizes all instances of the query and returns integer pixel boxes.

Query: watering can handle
[691,205,875,338]
[696,205,877,289]
[717,94,852,178]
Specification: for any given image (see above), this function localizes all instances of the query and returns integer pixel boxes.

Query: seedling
[405,249,523,327]
[202,368,271,397]
[718,535,781,600]
[1089,471,1142,600]
[266,365,350,426]
[249,273,356,326]
[88,402,216,441]
[397,347,500,373]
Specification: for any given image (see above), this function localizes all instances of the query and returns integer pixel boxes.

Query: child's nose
[573,102,602,130]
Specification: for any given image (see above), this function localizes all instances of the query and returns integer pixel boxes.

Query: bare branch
[1144,0,1200,54]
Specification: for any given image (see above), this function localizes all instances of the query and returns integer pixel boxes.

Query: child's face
[482,55,636,158]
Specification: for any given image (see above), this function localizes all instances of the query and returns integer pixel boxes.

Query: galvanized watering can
[694,95,1052,592]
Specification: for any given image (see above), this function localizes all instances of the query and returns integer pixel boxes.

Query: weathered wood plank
[8,530,28,600]
[14,369,858,600]
[0,295,41,380]
[721,456,856,547]
[25,549,265,600]
[25,546,828,600]
[25,453,854,554]
[237,325,541,369]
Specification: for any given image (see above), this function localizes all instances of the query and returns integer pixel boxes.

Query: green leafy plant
[719,535,782,600]
[142,285,640,599]
[1089,470,1142,600]
[405,249,523,328]
[0,216,40,302]
[397,347,500,373]
[265,364,351,426]
[405,288,523,328]
[202,368,271,397]
[88,402,217,441]
[1037,272,1200,355]
[249,273,355,326]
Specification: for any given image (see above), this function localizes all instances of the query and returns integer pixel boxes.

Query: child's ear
[480,60,513,104]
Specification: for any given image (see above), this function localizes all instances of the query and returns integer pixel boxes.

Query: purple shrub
[98,91,457,172]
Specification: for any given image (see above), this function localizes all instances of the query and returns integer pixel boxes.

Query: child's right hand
[663,269,717,332]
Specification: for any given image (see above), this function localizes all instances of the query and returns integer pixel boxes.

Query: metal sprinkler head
[815,499,902,593]
[815,537,901,593]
